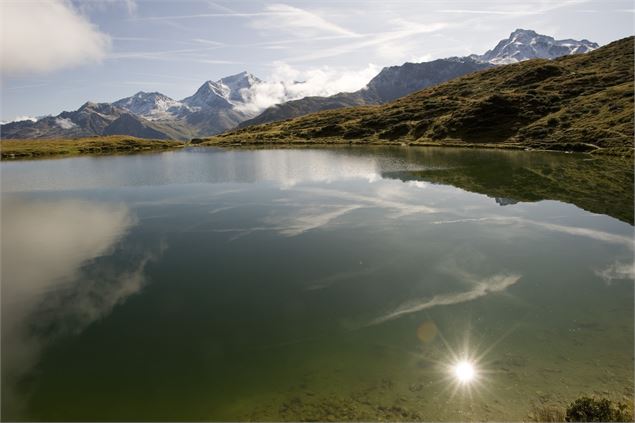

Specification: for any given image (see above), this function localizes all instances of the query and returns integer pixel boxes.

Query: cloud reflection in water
[1,197,163,417]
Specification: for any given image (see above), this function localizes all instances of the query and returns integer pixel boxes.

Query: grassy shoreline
[195,137,634,157]
[2,135,632,161]
[0,136,185,160]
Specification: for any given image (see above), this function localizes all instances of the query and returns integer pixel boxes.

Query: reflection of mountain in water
[495,197,520,206]
[380,148,633,224]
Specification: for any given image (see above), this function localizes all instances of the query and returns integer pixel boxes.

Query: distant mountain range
[1,29,599,140]
[2,72,263,140]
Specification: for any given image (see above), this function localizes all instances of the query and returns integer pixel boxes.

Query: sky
[1,0,633,122]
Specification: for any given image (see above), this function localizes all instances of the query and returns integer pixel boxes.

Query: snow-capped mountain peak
[112,91,187,121]
[182,81,232,110]
[474,29,599,64]
[218,71,262,103]
[182,72,262,110]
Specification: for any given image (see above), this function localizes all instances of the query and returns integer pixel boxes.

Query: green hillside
[201,37,634,156]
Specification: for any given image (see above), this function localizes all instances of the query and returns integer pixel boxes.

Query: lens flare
[453,360,476,384]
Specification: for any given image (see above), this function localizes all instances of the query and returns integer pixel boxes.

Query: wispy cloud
[433,216,634,250]
[131,11,288,21]
[369,272,522,325]
[439,0,591,17]
[270,204,362,237]
[283,19,449,63]
[595,261,635,284]
[72,0,138,16]
[250,3,359,37]
[292,187,440,217]
[439,9,520,15]
[106,45,238,64]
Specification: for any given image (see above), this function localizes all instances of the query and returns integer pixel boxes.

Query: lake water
[1,146,633,421]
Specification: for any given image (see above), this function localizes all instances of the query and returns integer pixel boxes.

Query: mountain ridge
[200,37,634,157]
[238,29,599,128]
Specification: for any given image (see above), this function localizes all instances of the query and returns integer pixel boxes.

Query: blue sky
[1,0,633,121]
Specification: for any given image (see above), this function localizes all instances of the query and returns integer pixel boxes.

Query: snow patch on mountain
[113,92,189,121]
[473,29,598,64]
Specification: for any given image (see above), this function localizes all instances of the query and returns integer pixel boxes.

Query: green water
[1,147,633,421]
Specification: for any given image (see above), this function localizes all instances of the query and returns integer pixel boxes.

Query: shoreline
[1,137,633,160]
[197,137,634,158]
[0,136,185,160]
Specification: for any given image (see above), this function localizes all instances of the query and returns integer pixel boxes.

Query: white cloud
[1,198,134,414]
[369,272,521,325]
[251,3,358,37]
[595,261,635,284]
[234,62,380,114]
[123,0,137,15]
[1,0,111,75]
[55,117,76,129]
[1,116,37,124]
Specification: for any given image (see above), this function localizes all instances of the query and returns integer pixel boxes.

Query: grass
[0,136,184,160]
[529,396,633,422]
[200,37,634,157]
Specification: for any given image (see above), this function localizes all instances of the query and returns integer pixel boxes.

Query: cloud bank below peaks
[235,62,379,114]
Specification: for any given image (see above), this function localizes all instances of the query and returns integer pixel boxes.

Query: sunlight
[453,360,476,384]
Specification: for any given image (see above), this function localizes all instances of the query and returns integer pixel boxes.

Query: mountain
[178,72,261,135]
[0,31,602,140]
[472,29,599,64]
[239,30,596,128]
[112,92,188,120]
[183,71,262,110]
[240,58,491,128]
[202,37,634,157]
[363,57,493,103]
[1,102,184,140]
[102,113,175,139]
[217,71,262,103]
[1,72,261,140]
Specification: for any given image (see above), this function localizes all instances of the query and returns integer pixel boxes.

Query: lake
[1,146,633,421]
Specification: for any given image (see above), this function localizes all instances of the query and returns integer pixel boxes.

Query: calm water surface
[1,147,633,421]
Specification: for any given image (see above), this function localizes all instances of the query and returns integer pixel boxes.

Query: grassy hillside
[0,136,184,160]
[237,92,368,128]
[201,37,634,156]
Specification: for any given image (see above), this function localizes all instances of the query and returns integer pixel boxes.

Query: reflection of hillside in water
[380,148,634,224]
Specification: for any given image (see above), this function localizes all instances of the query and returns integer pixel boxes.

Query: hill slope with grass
[202,37,634,156]
[0,136,183,160]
